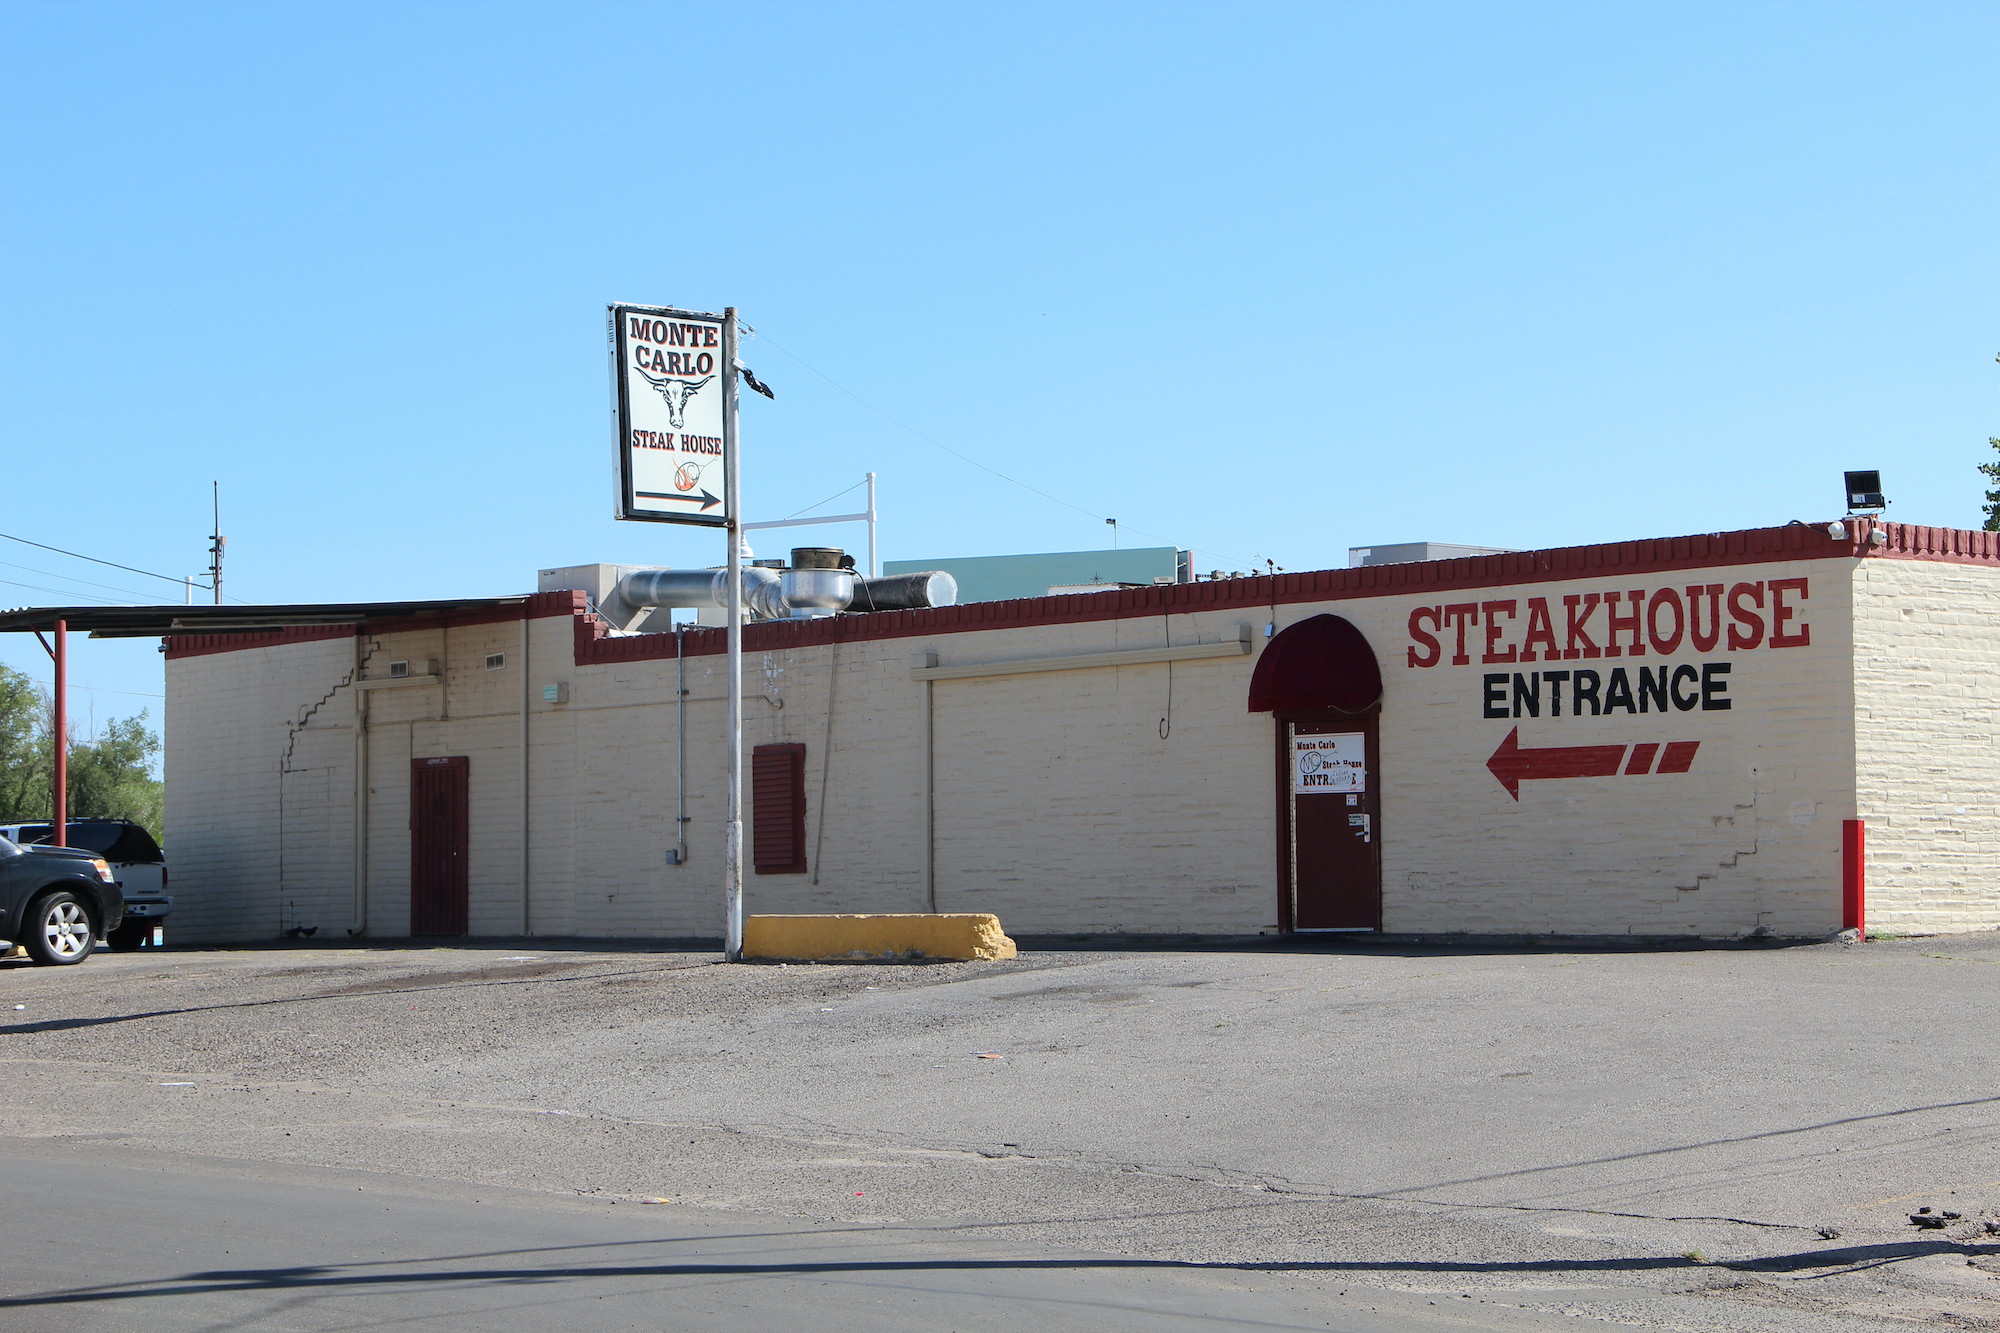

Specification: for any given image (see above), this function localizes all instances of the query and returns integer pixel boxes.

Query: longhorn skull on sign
[636,369,714,429]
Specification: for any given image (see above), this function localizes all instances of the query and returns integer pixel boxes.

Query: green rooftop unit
[882,546,1191,605]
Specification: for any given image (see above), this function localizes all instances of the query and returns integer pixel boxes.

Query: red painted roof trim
[164,624,358,659]
[167,521,1995,665]
[581,520,1883,664]
[366,589,581,636]
[1866,522,2000,566]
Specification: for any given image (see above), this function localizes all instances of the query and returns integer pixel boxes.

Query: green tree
[0,663,163,831]
[1984,438,2000,533]
[68,713,163,830]
[0,665,50,821]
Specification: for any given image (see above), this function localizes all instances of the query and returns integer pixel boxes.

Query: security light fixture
[1844,470,1887,513]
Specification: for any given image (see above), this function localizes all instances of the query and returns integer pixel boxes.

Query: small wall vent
[484,653,506,671]
[388,660,410,678]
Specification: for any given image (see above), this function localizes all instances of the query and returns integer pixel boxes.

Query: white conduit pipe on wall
[674,624,689,866]
[350,636,370,937]
[519,613,531,937]
[913,650,937,913]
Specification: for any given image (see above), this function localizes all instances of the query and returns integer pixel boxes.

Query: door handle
[1347,812,1371,843]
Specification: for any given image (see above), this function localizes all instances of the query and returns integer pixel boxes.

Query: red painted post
[52,619,67,846]
[1841,818,1865,936]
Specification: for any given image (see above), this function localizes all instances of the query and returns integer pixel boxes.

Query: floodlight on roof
[1844,470,1886,514]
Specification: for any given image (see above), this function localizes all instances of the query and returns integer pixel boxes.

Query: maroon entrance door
[1249,614,1386,933]
[1281,712,1382,931]
[411,756,469,937]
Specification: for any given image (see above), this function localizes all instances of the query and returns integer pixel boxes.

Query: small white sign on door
[1293,733,1366,794]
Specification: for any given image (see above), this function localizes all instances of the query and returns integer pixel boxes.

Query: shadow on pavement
[0,957,711,1036]
[1011,932,1821,957]
[6,1234,1989,1312]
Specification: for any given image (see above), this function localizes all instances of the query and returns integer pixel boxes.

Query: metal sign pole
[52,619,67,846]
[607,299,749,959]
[722,308,746,962]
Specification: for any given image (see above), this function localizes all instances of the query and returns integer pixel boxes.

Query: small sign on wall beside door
[1293,733,1366,794]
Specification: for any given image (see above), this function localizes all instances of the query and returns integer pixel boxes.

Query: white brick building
[146,518,2000,944]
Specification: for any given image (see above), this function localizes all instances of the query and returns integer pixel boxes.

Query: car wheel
[105,921,151,952]
[26,892,96,965]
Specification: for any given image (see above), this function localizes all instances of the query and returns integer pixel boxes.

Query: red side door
[1281,713,1382,931]
[410,756,469,937]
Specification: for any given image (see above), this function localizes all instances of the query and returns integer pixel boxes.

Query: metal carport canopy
[0,596,532,849]
[0,597,533,638]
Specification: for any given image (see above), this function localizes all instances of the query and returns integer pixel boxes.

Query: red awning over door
[1247,614,1382,713]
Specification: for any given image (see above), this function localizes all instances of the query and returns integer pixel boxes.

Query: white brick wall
[164,635,359,943]
[1854,557,2000,934]
[166,550,1879,942]
[1321,564,1851,939]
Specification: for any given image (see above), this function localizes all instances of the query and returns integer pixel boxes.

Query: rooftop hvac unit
[1348,542,1517,568]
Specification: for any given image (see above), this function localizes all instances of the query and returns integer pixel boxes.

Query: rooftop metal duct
[780,547,857,620]
[846,571,958,613]
[616,566,785,624]
[606,548,957,629]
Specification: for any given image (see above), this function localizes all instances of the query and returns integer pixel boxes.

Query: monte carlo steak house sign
[611,304,730,527]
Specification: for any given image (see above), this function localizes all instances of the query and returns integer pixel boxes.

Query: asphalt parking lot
[6,933,2000,1330]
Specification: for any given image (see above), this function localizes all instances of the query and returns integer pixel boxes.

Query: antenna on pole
[207,482,225,604]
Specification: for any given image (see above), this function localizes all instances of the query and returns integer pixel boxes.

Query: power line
[0,559,161,603]
[0,577,126,605]
[7,679,167,701]
[0,529,207,592]
[747,333,1263,568]
[783,478,866,521]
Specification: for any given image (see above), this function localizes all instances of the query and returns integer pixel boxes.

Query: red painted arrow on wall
[1485,728,1700,800]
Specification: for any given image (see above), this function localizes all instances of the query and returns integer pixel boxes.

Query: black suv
[0,834,125,964]
[0,820,170,950]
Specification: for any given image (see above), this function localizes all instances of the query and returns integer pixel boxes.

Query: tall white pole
[865,471,878,578]
[722,308,746,962]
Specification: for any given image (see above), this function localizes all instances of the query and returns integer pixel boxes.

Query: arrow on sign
[1487,728,1626,799]
[636,489,722,511]
[1485,728,1701,799]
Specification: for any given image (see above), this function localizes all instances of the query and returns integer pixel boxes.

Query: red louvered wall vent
[752,743,807,875]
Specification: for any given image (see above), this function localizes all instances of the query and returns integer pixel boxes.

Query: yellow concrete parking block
[743,913,1017,962]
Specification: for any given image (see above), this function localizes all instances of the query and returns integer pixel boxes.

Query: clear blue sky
[3,0,1996,715]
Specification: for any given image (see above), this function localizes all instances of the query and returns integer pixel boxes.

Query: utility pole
[207,482,225,604]
[722,308,746,962]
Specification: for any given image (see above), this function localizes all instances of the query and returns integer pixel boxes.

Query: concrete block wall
[164,633,359,943]
[1362,561,1854,938]
[165,542,1875,943]
[907,615,1268,933]
[1854,557,2000,934]
[361,619,546,940]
